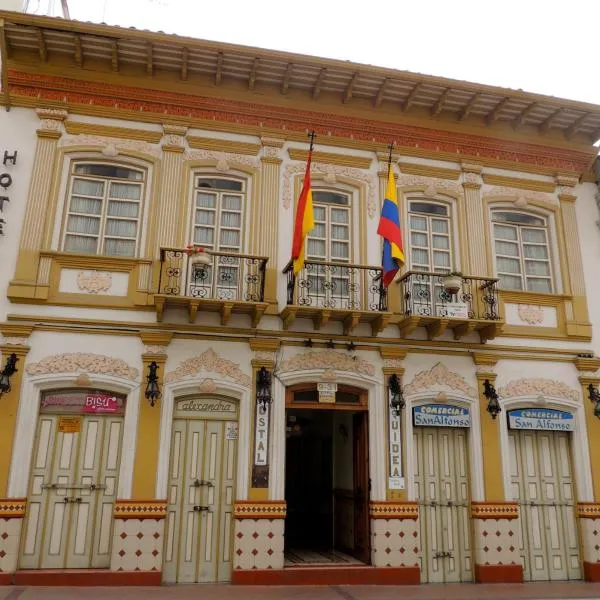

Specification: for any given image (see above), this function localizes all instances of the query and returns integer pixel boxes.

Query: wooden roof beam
[248,57,259,90]
[73,33,82,67]
[281,62,292,94]
[431,88,450,117]
[343,71,359,104]
[374,77,390,108]
[565,112,590,140]
[539,108,563,133]
[486,96,510,125]
[402,83,422,113]
[111,39,119,72]
[180,46,188,80]
[146,41,153,75]
[312,67,326,100]
[458,93,479,121]
[215,51,223,86]
[35,27,47,62]
[0,18,10,110]
[513,102,538,130]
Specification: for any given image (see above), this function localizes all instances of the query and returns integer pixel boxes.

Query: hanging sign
[388,392,403,488]
[0,150,18,236]
[507,408,575,431]
[413,404,471,428]
[318,382,337,403]
[58,416,81,433]
[254,404,269,466]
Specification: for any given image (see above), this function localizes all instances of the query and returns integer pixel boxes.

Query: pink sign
[83,394,118,413]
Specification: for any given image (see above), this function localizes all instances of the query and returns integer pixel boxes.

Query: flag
[291,152,315,274]
[377,167,405,287]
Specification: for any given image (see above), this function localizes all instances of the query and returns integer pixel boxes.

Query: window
[408,201,453,272]
[492,211,553,292]
[63,163,144,257]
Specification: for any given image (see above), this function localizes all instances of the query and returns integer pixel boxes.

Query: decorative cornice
[0,498,26,518]
[249,338,281,353]
[575,356,600,373]
[234,501,287,519]
[398,162,460,180]
[482,173,555,193]
[59,133,161,157]
[577,503,600,518]
[397,174,461,196]
[114,500,167,519]
[64,120,162,143]
[165,348,251,386]
[280,350,375,377]
[404,362,477,398]
[139,331,173,347]
[498,378,579,402]
[25,353,139,380]
[36,107,68,121]
[187,135,261,156]
[471,502,519,520]
[288,148,372,169]
[0,324,34,339]
[369,501,418,520]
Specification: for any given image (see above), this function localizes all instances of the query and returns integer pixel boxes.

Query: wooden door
[21,414,123,569]
[352,412,370,563]
[509,429,580,581]
[414,426,472,583]
[163,418,237,583]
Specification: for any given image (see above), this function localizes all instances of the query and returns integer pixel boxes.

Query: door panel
[352,412,369,563]
[510,429,580,581]
[164,418,237,584]
[414,426,471,583]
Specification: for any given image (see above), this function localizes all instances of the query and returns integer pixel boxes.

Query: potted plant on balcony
[185,244,210,266]
[442,270,463,294]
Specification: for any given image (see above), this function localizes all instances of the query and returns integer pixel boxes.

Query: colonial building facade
[1,9,600,587]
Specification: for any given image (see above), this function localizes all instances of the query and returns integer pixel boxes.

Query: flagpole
[308,129,316,153]
[386,140,395,176]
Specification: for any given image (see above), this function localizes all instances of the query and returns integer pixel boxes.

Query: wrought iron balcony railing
[398,270,501,322]
[157,248,267,302]
[284,259,388,312]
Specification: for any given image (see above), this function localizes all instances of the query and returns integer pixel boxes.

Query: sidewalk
[3,583,600,600]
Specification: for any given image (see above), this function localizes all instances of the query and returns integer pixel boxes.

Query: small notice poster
[58,416,81,433]
[225,422,239,440]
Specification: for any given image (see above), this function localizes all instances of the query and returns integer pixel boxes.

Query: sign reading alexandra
[508,408,575,431]
[174,398,236,419]
[413,404,471,428]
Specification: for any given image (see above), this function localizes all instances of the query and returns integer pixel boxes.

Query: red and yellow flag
[291,152,314,274]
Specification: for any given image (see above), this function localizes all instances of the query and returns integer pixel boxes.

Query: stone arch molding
[25,352,139,381]
[498,378,579,403]
[279,350,376,378]
[165,348,251,387]
[404,361,477,399]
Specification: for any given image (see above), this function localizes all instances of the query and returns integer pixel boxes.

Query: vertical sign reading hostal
[252,403,270,487]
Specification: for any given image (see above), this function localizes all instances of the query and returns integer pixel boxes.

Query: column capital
[139,331,173,353]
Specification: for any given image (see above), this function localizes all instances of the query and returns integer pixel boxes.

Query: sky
[26,0,598,106]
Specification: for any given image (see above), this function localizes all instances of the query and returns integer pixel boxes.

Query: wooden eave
[2,10,600,142]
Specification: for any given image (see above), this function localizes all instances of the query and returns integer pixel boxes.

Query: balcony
[397,271,503,341]
[154,248,268,325]
[281,260,392,336]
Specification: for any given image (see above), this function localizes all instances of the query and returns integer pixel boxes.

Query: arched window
[491,210,553,292]
[62,163,145,257]
[408,200,453,272]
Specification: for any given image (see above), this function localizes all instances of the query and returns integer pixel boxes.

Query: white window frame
[489,206,559,294]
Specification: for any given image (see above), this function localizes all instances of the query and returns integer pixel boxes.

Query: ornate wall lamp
[256,367,272,411]
[144,361,161,407]
[483,379,501,419]
[588,383,600,419]
[0,353,18,398]
[389,373,405,417]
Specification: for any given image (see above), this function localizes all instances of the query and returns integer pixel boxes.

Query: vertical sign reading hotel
[252,402,270,487]
[388,399,404,490]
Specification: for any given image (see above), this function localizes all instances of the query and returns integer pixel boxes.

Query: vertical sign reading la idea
[388,402,404,490]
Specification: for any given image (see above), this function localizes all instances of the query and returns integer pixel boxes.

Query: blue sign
[413,404,471,428]
[507,408,574,431]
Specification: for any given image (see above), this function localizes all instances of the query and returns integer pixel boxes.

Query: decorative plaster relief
[283,163,377,218]
[404,362,477,398]
[462,171,482,186]
[59,134,161,157]
[475,365,497,375]
[517,304,544,325]
[504,303,556,328]
[198,378,217,393]
[280,350,375,377]
[76,271,113,294]
[0,337,29,346]
[397,174,461,196]
[498,378,579,402]
[254,351,276,362]
[383,358,404,369]
[484,186,555,205]
[26,353,139,380]
[143,345,167,355]
[165,348,251,386]
[185,149,260,170]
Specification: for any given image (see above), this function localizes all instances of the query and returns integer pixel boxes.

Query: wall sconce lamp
[389,373,405,417]
[256,367,272,412]
[0,353,18,398]
[144,361,161,407]
[588,384,600,419]
[483,379,501,419]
